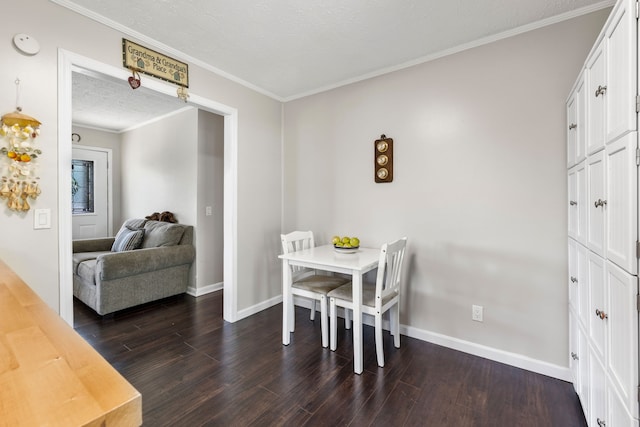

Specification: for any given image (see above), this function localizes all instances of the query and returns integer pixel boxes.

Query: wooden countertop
[0,260,142,426]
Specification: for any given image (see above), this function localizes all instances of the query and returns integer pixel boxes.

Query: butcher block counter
[0,260,142,426]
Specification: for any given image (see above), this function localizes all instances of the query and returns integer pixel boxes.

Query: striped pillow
[111,227,145,252]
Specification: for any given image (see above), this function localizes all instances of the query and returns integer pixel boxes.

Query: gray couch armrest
[97,245,195,281]
[73,238,115,253]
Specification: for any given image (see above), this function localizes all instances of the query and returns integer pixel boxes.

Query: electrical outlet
[472,305,483,322]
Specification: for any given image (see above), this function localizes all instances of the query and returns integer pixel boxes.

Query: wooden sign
[122,38,189,87]
[374,134,393,183]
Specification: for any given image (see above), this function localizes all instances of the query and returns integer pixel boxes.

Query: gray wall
[0,0,282,315]
[196,110,225,291]
[282,10,610,367]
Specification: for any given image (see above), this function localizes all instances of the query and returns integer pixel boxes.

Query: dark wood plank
[74,293,587,426]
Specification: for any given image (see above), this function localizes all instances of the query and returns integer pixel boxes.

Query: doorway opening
[58,49,239,326]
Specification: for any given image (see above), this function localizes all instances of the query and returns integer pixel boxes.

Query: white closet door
[588,252,607,364]
[577,161,588,245]
[569,239,579,311]
[569,312,580,392]
[605,0,637,143]
[568,167,578,239]
[606,260,639,419]
[567,93,577,167]
[576,76,587,163]
[587,150,607,257]
[577,243,590,328]
[605,132,638,275]
[589,353,607,427]
[586,41,607,155]
[579,325,591,419]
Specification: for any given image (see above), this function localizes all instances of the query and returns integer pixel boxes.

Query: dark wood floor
[74,292,587,426]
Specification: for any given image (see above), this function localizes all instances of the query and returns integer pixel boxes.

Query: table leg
[352,271,363,374]
[282,259,291,345]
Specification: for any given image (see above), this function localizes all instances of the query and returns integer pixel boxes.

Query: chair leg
[345,308,351,330]
[392,304,400,348]
[310,299,316,321]
[320,296,329,348]
[375,313,384,367]
[289,294,295,333]
[329,297,337,351]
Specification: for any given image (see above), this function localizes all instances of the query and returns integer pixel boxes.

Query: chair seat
[292,275,348,295]
[327,282,397,307]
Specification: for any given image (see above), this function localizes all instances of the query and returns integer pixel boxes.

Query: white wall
[72,125,122,227]
[120,108,198,226]
[0,0,282,315]
[282,10,609,367]
[196,110,224,292]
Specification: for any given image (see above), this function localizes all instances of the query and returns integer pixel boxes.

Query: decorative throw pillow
[111,226,145,252]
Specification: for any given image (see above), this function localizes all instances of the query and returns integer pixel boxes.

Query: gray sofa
[72,219,196,315]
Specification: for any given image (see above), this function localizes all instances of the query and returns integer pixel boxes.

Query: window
[71,159,94,213]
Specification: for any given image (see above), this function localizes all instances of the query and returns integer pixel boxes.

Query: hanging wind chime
[0,78,42,212]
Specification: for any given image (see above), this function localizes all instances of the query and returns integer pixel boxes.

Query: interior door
[72,147,110,239]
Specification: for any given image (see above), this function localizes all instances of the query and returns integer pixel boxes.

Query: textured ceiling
[63,0,613,131]
[58,0,612,101]
[72,70,190,132]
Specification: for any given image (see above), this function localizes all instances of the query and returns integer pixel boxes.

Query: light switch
[34,208,51,229]
[205,206,212,216]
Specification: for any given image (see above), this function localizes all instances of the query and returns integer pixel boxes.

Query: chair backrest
[374,237,408,307]
[281,231,315,275]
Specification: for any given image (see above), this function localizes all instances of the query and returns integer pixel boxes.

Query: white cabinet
[607,260,639,418]
[606,133,638,275]
[586,41,606,155]
[587,150,606,257]
[567,0,639,425]
[569,161,588,245]
[605,0,637,143]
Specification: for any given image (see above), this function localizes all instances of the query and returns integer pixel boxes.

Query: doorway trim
[58,49,239,325]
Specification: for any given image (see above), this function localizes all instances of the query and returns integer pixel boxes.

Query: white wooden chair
[281,231,349,348]
[328,237,407,367]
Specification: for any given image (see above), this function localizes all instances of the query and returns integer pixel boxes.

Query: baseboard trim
[230,297,571,381]
[402,325,571,381]
[187,281,224,297]
[236,295,282,321]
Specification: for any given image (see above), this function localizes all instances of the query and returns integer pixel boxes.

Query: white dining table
[279,244,380,374]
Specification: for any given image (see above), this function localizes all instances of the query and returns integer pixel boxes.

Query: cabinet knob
[570,276,578,283]
[571,352,579,360]
[595,85,607,97]
[568,123,577,130]
[594,199,607,208]
[595,309,608,320]
[570,200,577,206]
[597,418,606,427]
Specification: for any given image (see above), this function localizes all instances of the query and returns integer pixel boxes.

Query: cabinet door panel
[589,353,607,427]
[577,243,589,328]
[576,76,587,163]
[568,93,577,167]
[577,161,588,245]
[587,42,606,155]
[568,166,578,239]
[587,151,606,256]
[606,132,638,275]
[568,240,579,311]
[605,0,637,143]
[578,326,591,418]
[588,252,607,363]
[606,260,639,419]
[569,312,579,391]
[607,380,638,426]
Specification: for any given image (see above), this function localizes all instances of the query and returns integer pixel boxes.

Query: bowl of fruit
[332,235,360,254]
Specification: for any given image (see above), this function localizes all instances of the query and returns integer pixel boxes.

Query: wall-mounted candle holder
[374,134,393,183]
